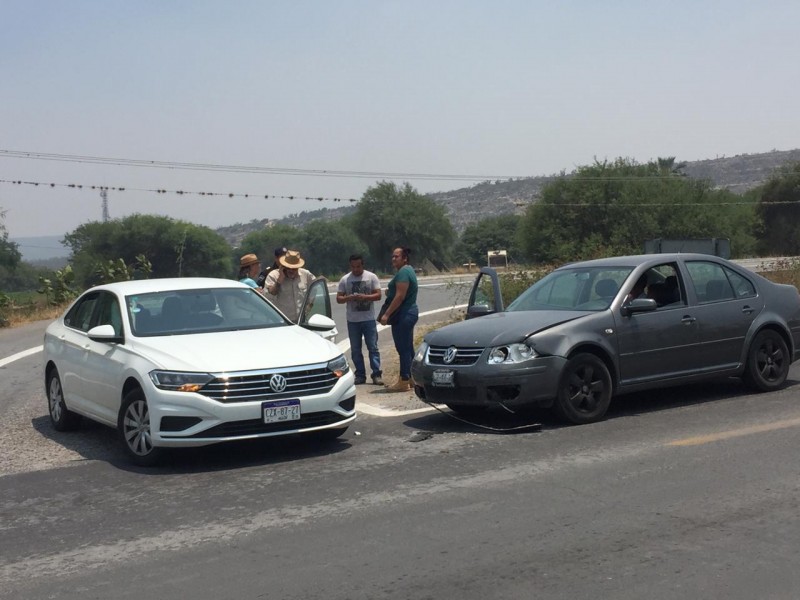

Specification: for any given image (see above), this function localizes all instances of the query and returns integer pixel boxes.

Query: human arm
[378,281,407,325]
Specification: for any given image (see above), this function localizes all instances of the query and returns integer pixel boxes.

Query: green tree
[301,219,368,278]
[456,215,521,266]
[353,181,455,271]
[0,208,21,274]
[755,162,800,255]
[63,214,231,287]
[518,158,756,263]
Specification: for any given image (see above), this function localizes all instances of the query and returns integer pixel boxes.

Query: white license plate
[262,399,301,423]
[432,369,455,387]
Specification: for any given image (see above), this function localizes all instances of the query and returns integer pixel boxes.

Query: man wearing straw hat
[264,249,315,320]
[238,253,261,289]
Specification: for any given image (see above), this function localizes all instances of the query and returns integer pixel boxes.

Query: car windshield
[506,266,634,312]
[126,287,289,336]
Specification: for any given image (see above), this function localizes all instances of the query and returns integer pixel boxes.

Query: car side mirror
[304,313,336,331]
[87,324,124,343]
[466,304,493,320]
[621,297,658,316]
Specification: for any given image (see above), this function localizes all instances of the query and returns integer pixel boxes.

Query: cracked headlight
[487,343,536,364]
[149,370,214,392]
[327,354,350,377]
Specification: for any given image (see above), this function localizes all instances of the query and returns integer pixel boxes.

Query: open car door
[466,267,503,319]
[298,277,338,342]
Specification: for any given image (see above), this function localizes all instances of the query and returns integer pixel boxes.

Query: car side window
[686,261,735,303]
[724,267,756,299]
[94,292,123,336]
[64,292,101,332]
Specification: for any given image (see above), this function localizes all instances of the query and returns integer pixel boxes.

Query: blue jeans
[347,319,381,379]
[391,306,419,379]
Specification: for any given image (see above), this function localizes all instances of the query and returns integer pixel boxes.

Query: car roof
[86,277,249,296]
[558,253,728,270]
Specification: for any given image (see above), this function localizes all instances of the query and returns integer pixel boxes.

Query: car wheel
[46,368,81,431]
[744,329,789,392]
[554,353,612,424]
[118,388,164,467]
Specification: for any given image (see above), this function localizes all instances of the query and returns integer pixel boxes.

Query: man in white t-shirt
[336,254,383,385]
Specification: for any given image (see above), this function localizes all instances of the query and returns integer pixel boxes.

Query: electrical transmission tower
[100,188,109,222]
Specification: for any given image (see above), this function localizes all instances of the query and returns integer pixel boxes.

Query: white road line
[0,345,43,368]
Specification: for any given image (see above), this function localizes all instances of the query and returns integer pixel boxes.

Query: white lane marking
[0,345,43,368]
[339,304,467,417]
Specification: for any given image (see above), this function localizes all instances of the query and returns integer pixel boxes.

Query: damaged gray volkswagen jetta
[411,253,800,424]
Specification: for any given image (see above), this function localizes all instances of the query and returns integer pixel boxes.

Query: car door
[56,291,102,411]
[466,267,503,319]
[614,264,702,386]
[80,291,128,425]
[683,260,763,371]
[298,277,338,341]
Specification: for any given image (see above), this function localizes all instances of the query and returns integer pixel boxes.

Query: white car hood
[129,325,340,373]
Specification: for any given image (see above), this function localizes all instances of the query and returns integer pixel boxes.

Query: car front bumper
[411,355,567,409]
[144,374,357,448]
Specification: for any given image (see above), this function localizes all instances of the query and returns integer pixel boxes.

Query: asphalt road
[2,276,800,599]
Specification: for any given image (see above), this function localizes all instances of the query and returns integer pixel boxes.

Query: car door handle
[681,316,696,325]
[742,306,754,315]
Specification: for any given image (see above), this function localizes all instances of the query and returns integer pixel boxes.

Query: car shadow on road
[402,377,800,435]
[31,415,353,475]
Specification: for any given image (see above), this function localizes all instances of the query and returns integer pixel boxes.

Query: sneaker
[354,377,367,385]
[372,375,384,386]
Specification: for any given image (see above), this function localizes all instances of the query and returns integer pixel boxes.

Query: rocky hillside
[217,149,800,244]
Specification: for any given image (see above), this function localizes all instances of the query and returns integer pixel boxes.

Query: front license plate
[262,399,301,423]
[432,369,455,387]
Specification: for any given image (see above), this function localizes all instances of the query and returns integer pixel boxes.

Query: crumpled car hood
[425,310,590,347]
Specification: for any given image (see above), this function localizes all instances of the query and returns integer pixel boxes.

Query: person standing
[379,246,419,392]
[238,253,261,289]
[337,254,383,386]
[264,249,315,321]
[257,246,287,289]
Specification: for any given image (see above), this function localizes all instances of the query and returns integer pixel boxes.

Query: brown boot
[385,377,412,393]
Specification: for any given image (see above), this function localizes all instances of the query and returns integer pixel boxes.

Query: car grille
[427,345,485,366]
[201,364,337,404]
[181,411,348,438]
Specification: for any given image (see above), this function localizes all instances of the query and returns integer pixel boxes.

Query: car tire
[118,388,164,467]
[744,329,790,392]
[46,368,81,431]
[553,353,612,425]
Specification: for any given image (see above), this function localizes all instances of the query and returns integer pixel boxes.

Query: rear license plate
[262,399,301,423]
[432,369,455,387]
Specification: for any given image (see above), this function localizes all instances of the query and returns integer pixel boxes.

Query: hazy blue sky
[2,0,798,239]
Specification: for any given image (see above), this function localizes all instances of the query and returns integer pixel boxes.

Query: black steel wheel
[744,329,790,392]
[46,368,81,431]
[554,353,612,424]
[118,388,164,467]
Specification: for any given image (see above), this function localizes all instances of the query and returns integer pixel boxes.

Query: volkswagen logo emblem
[269,374,287,393]
[443,346,458,364]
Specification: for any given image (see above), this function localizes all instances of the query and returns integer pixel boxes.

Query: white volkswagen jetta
[43,277,356,466]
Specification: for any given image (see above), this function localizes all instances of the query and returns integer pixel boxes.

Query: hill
[217,148,800,245]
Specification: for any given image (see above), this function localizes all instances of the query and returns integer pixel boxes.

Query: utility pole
[100,188,110,222]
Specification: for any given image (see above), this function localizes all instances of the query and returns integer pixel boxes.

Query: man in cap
[257,246,287,289]
[238,253,261,289]
[264,249,315,321]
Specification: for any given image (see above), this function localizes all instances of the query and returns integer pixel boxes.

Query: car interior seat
[160,296,186,329]
[705,279,733,302]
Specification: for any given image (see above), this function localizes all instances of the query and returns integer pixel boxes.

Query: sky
[2,0,799,245]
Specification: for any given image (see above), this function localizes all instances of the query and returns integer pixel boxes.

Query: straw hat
[239,253,259,268]
[278,250,305,269]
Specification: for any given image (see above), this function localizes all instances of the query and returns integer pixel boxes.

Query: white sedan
[43,277,356,466]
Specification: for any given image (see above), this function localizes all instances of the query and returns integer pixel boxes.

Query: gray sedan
[411,253,800,424]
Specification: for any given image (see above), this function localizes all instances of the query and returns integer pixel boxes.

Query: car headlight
[149,370,214,392]
[414,341,429,362]
[487,343,537,364]
[327,354,350,378]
